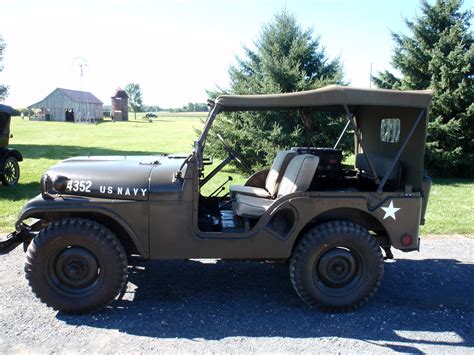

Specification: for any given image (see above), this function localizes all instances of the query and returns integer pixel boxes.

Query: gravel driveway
[0,234,472,353]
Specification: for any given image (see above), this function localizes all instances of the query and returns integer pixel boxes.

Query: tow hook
[0,224,34,255]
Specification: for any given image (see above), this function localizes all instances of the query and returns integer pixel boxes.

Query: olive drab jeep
[0,85,433,314]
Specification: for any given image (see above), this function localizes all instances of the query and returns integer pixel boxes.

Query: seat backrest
[265,150,297,196]
[277,154,319,198]
[355,153,401,182]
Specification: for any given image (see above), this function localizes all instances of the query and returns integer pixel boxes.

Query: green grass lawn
[0,115,472,235]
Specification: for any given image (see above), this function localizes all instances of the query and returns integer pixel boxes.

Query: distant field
[0,115,472,235]
[130,111,208,120]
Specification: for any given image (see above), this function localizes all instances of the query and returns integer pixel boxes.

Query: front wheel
[1,156,20,186]
[25,218,128,314]
[290,221,384,312]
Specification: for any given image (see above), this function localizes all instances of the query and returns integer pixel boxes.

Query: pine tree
[373,0,473,177]
[206,11,346,171]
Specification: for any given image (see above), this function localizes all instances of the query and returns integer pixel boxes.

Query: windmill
[72,56,90,122]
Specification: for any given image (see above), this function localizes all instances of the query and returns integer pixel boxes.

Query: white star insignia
[381,200,400,220]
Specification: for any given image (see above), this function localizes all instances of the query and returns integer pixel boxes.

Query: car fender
[15,194,149,257]
[0,148,23,165]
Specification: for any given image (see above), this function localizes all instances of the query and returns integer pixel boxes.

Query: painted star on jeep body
[381,200,400,220]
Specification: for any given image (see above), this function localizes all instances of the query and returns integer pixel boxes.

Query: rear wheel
[290,221,384,312]
[1,156,20,186]
[25,218,128,314]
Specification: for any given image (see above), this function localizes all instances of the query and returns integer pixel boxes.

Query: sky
[0,0,471,108]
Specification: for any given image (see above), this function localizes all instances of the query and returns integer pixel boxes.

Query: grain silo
[111,88,129,121]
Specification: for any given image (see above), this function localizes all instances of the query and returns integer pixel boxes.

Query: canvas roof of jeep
[215,85,433,111]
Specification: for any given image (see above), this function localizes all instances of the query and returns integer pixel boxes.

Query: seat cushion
[265,150,297,196]
[230,150,296,198]
[277,154,320,197]
[233,194,274,218]
[229,185,271,198]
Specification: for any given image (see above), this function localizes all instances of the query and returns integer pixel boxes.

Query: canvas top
[216,85,433,111]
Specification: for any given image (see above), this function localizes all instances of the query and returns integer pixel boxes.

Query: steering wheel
[217,134,253,174]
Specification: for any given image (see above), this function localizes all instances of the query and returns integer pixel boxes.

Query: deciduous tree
[124,83,143,120]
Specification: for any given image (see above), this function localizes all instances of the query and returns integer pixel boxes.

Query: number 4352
[66,180,92,193]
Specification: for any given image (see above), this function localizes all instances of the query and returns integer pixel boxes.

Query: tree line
[1,0,472,177]
[118,84,208,114]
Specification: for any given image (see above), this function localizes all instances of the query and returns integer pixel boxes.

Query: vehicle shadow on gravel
[58,258,474,352]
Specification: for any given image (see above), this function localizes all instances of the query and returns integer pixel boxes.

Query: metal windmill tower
[72,56,89,122]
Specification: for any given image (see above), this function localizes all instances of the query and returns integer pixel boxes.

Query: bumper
[0,224,34,255]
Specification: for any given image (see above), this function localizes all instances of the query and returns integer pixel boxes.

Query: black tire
[1,156,20,186]
[25,218,128,314]
[290,221,384,312]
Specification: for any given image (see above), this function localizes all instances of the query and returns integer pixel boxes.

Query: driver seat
[233,154,319,218]
[230,150,297,198]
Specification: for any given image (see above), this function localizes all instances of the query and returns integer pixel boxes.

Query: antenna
[72,57,90,122]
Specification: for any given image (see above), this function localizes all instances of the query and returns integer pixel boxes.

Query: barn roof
[28,88,103,108]
[58,88,103,104]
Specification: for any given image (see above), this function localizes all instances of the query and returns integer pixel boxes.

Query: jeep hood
[43,154,188,201]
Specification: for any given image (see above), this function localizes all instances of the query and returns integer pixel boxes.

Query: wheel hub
[4,161,17,183]
[54,247,99,289]
[317,248,358,288]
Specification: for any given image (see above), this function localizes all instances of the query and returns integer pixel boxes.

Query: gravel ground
[0,234,473,353]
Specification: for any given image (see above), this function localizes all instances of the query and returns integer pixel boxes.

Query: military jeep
[0,85,433,314]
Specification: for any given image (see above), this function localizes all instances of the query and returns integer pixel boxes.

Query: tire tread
[25,218,127,314]
[290,220,384,312]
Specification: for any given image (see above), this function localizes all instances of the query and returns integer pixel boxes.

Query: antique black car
[0,104,22,186]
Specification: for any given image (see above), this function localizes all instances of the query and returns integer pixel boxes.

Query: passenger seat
[230,150,297,198]
[233,154,319,218]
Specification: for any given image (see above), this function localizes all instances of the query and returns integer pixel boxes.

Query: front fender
[16,194,149,257]
[0,148,23,163]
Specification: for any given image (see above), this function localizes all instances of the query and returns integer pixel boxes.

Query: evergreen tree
[0,35,8,100]
[373,0,473,177]
[206,11,346,171]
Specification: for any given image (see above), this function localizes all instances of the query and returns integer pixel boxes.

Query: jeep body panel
[43,155,190,201]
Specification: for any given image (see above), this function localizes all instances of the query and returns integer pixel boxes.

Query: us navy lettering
[99,185,147,197]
